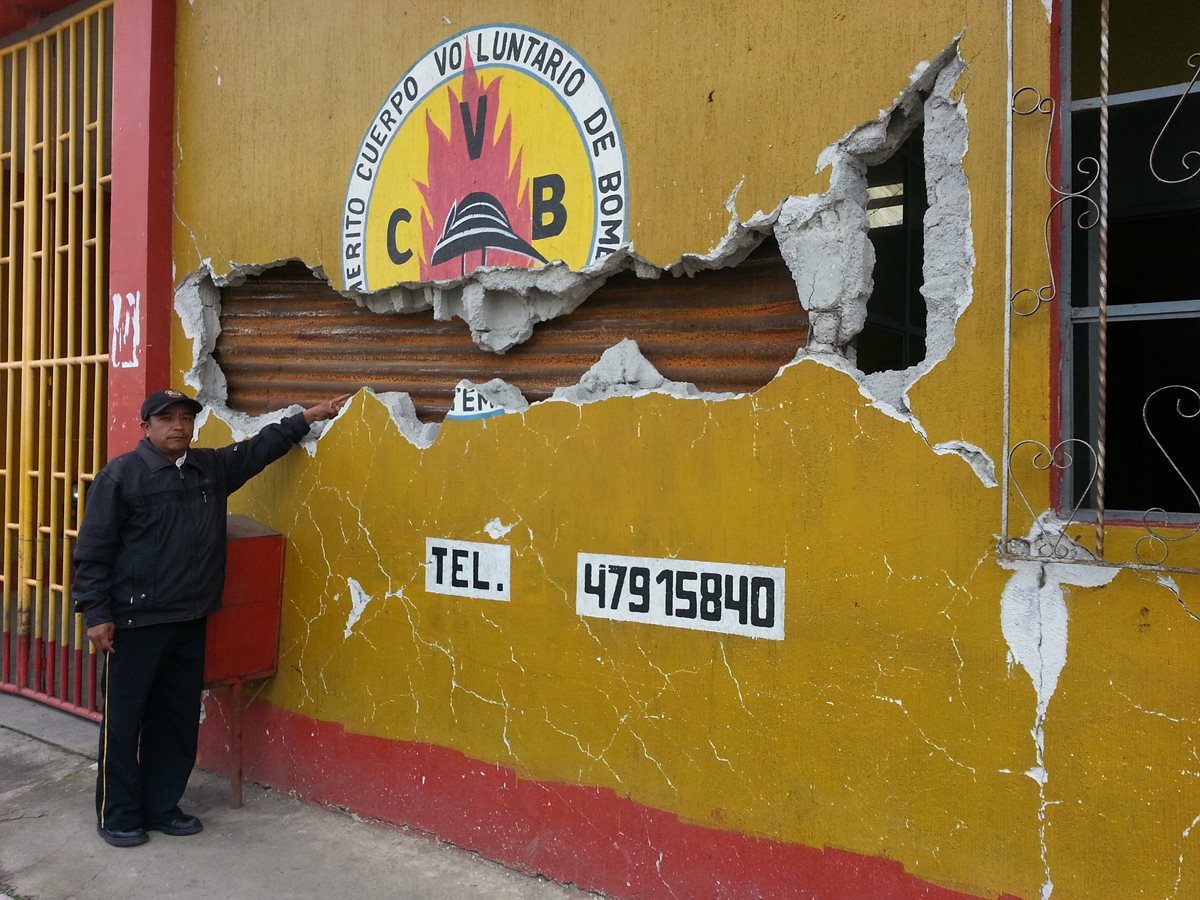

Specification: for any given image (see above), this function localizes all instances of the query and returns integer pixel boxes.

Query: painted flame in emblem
[418,45,538,279]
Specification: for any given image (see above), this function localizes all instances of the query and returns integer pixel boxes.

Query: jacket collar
[134,437,189,473]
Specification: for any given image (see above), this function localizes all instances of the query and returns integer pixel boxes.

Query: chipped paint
[484,518,515,540]
[170,3,1200,898]
[342,577,375,639]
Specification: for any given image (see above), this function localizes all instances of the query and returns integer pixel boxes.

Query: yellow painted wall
[171,2,1200,897]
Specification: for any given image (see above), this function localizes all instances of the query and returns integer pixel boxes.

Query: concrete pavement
[0,692,594,900]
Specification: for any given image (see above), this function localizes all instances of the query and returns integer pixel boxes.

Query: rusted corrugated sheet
[215,238,808,421]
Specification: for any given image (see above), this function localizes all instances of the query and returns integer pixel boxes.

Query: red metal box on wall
[203,515,285,686]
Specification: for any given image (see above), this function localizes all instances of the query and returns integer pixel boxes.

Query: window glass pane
[1069,100,1200,307]
[1072,318,1200,513]
[1072,0,1200,98]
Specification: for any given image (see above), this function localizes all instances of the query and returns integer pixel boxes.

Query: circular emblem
[342,25,630,292]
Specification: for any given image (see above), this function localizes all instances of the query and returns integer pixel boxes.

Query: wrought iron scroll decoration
[1009,87,1101,317]
[1007,386,1200,568]
[1149,52,1200,185]
[1136,386,1200,565]
[1006,439,1099,560]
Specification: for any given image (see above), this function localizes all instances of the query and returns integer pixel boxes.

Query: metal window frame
[1002,0,1200,570]
[1071,79,1200,112]
[1057,0,1200,523]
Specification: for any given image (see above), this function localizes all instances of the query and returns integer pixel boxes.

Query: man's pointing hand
[303,394,353,425]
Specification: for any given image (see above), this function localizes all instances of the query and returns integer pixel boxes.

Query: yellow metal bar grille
[1,1,112,716]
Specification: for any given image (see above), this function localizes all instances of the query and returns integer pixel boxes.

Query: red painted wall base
[198,694,1016,900]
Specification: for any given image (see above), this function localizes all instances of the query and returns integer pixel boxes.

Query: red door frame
[107,0,175,456]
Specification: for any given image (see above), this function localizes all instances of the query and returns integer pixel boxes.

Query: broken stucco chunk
[469,378,530,413]
[783,41,971,406]
[765,39,987,483]
[175,271,225,404]
[368,390,441,448]
[668,184,777,277]
[776,191,871,352]
[551,339,708,405]
[355,247,659,354]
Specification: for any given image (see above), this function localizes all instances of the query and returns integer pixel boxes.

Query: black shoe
[97,824,149,847]
[146,813,203,836]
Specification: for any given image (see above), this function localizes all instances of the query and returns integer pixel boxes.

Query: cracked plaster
[1000,515,1119,899]
[168,19,1200,896]
[174,40,990,483]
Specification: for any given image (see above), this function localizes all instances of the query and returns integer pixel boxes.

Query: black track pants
[96,618,206,831]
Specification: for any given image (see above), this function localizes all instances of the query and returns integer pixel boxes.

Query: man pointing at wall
[72,389,350,847]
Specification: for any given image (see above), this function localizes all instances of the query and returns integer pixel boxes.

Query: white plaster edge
[999,515,1120,900]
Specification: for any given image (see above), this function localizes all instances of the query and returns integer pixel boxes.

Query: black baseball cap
[141,389,203,421]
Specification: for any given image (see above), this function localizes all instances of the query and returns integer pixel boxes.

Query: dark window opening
[1071,319,1200,513]
[213,237,809,422]
[1064,0,1200,515]
[857,125,927,374]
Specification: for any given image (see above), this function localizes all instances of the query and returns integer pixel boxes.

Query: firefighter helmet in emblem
[342,24,629,292]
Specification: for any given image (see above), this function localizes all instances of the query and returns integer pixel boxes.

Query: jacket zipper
[180,464,206,619]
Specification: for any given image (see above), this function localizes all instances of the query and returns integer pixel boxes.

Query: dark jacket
[72,412,310,629]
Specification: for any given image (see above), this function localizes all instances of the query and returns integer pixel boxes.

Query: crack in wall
[174,40,988,481]
[1000,516,1119,899]
[1175,812,1200,898]
[178,43,1003,830]
[1150,573,1200,624]
[871,694,978,775]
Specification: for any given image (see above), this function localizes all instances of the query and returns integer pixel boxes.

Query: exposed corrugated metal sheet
[215,238,808,421]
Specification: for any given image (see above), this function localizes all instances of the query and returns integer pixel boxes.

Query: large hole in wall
[193,42,971,434]
[214,237,808,421]
[857,124,928,374]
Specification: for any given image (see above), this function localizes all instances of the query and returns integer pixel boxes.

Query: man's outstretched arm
[218,394,353,493]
